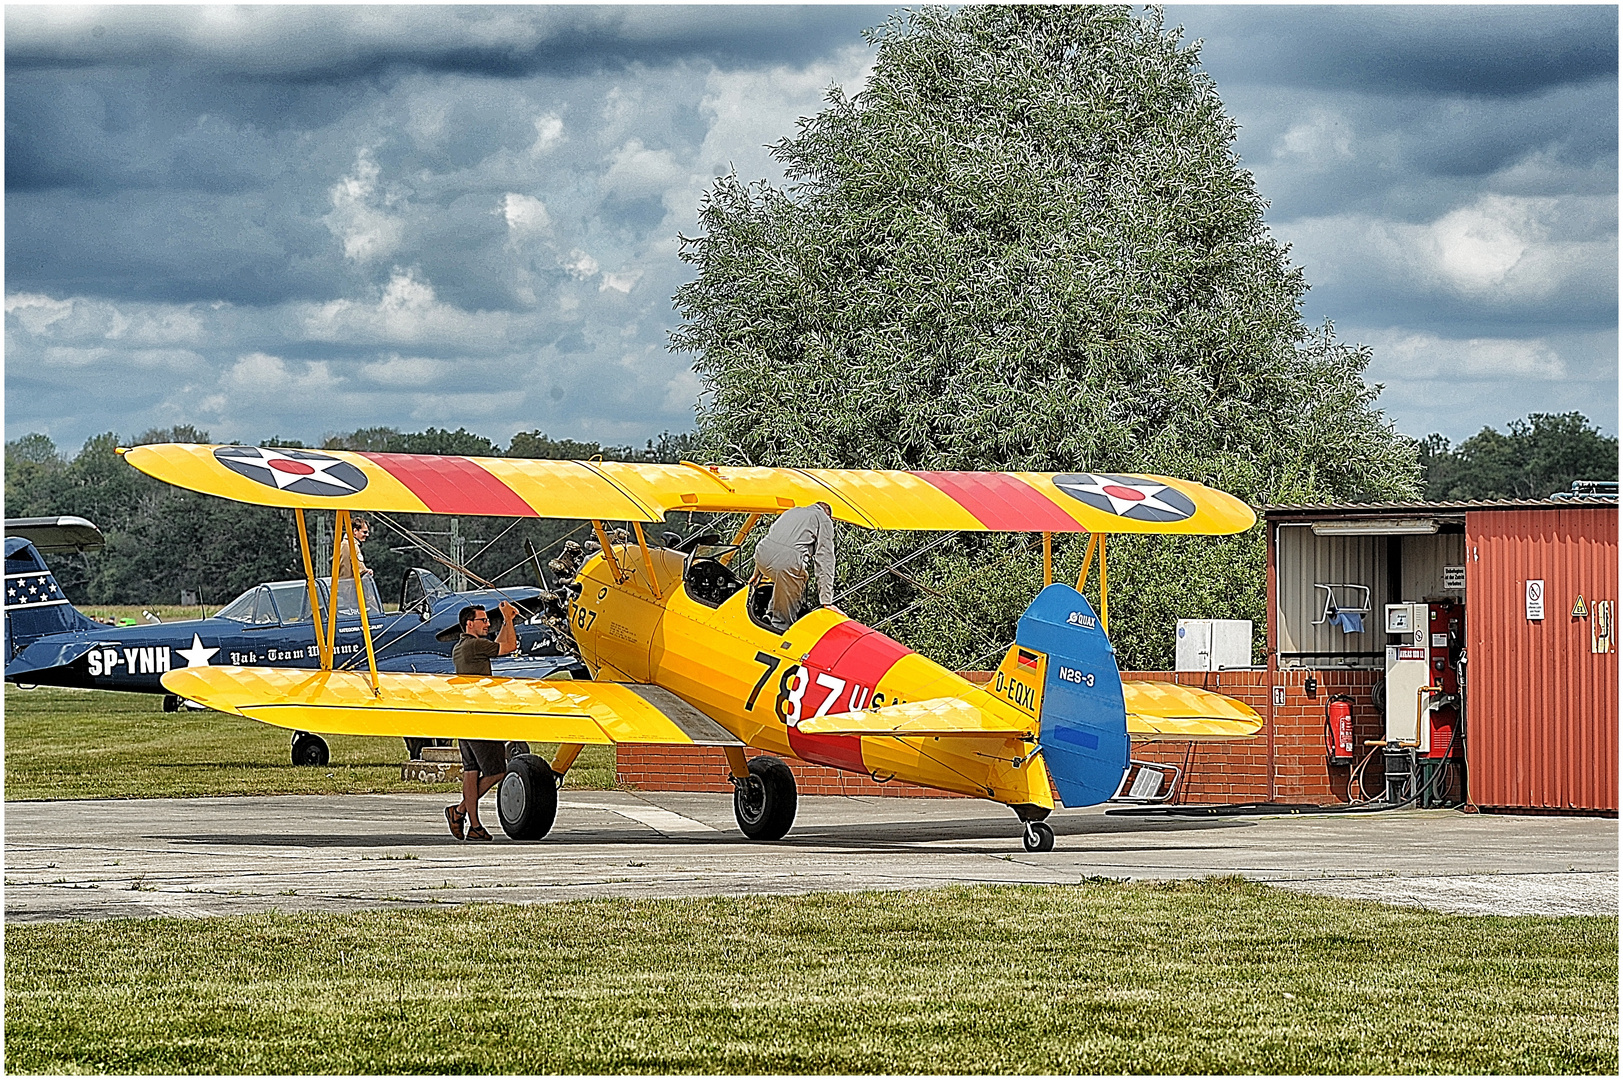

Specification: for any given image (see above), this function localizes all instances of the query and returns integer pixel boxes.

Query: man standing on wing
[444,601,518,841]
[751,501,837,631]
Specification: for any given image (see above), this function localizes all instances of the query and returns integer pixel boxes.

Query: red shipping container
[1465,507,1618,813]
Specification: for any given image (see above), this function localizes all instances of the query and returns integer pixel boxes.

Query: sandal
[445,804,466,840]
[465,824,493,842]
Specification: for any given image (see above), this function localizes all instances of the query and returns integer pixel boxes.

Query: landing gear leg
[1022,820,1055,853]
[291,731,329,767]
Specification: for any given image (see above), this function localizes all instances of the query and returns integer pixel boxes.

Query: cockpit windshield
[215,577,384,624]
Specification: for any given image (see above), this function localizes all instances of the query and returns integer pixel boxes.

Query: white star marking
[176,634,219,668]
[227,447,363,494]
[1055,475,1192,519]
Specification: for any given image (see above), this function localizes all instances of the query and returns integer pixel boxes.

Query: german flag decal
[1016,648,1042,670]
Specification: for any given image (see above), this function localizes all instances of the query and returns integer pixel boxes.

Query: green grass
[4,686,616,800]
[77,603,223,625]
[4,879,1615,1074]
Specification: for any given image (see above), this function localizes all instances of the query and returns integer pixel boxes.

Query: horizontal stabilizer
[161,667,742,746]
[6,638,99,680]
[1122,681,1264,741]
[795,696,1035,739]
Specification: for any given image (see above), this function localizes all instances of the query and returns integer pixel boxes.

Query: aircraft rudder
[1016,583,1129,808]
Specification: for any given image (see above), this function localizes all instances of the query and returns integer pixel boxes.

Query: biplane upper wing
[123,444,1255,535]
[1121,680,1264,741]
[162,667,744,746]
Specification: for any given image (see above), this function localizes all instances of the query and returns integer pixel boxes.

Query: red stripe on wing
[910,471,1081,531]
[359,453,536,516]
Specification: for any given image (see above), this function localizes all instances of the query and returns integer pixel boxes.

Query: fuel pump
[1382,600,1465,805]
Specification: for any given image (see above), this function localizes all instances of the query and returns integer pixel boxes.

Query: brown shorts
[459,739,507,778]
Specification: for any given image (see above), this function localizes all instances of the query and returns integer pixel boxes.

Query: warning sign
[1443,565,1466,590]
[1572,594,1589,619]
[1526,580,1545,621]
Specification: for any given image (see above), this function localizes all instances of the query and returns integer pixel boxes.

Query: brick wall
[1126,668,1384,805]
[614,668,1386,806]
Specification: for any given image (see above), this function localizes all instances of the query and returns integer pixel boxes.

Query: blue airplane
[4,531,582,765]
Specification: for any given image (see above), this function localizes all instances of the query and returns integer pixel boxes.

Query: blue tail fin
[1018,583,1129,807]
[5,537,102,660]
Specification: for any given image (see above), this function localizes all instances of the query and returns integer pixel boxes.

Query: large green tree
[672,5,1419,669]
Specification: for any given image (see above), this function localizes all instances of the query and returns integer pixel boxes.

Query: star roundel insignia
[214,446,368,497]
[1052,473,1197,523]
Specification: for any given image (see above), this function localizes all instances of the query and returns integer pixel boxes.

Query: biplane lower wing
[161,668,743,746]
[1121,680,1263,741]
[794,696,1034,738]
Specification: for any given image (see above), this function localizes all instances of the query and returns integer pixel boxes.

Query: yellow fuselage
[568,545,1055,809]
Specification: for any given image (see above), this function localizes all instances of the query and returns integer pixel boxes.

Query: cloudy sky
[5,4,1617,457]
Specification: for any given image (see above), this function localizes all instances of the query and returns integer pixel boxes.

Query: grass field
[5,878,1616,1074]
[4,686,616,800]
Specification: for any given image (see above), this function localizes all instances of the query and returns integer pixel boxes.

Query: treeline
[4,425,697,607]
[1415,413,1617,501]
[3,414,1614,608]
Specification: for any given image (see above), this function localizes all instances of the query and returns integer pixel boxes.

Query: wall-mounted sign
[1526,579,1545,621]
[1443,565,1466,590]
[1593,601,1614,654]
[1572,594,1589,619]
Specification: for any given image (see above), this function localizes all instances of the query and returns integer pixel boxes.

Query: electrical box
[1384,601,1464,755]
[1175,619,1253,672]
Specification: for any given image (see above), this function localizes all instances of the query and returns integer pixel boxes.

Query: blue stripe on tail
[1017,584,1129,807]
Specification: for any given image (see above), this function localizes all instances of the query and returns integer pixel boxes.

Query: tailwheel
[498,753,559,840]
[1022,820,1055,853]
[732,756,797,841]
[291,731,329,767]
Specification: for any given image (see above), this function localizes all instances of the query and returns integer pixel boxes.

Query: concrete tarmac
[4,791,1616,923]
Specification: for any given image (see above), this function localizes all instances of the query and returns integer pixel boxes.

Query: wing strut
[1075,533,1109,634]
[719,514,761,566]
[631,521,662,598]
[341,510,382,694]
[589,519,625,583]
[294,509,331,669]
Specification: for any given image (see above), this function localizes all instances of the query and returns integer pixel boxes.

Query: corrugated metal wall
[1400,533,1468,604]
[1466,507,1618,813]
[1275,526,1387,663]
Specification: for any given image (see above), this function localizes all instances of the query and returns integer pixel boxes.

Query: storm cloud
[6,4,1616,452]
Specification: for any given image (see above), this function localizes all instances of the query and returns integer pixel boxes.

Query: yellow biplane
[126,443,1262,851]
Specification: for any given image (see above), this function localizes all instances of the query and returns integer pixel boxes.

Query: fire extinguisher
[1325,695,1354,766]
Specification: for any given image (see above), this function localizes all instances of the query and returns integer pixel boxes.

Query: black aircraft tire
[403,737,429,760]
[733,756,797,841]
[291,732,329,767]
[1023,821,1055,853]
[498,754,559,841]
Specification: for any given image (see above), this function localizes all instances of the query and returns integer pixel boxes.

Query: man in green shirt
[445,601,518,841]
